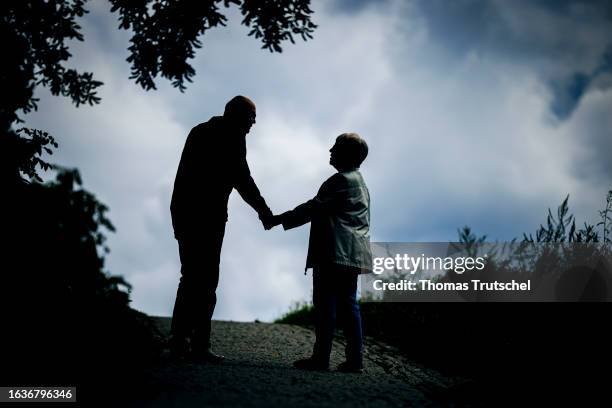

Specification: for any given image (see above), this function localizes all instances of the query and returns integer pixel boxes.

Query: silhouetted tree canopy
[1,1,100,129]
[1,0,316,134]
[110,0,317,91]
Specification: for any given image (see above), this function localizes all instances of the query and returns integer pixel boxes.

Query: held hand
[262,214,282,230]
[259,208,273,230]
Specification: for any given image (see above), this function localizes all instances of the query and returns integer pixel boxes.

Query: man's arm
[234,148,272,220]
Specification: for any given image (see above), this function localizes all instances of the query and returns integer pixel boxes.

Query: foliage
[275,300,314,325]
[523,194,599,243]
[2,0,317,184]
[109,0,317,91]
[2,164,164,387]
[1,0,316,129]
[442,193,612,302]
[597,190,612,243]
[0,0,102,128]
[456,226,488,257]
[11,128,59,182]
[455,194,610,247]
[241,0,317,52]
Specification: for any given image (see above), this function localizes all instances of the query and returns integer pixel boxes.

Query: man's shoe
[336,360,363,373]
[293,357,329,371]
[191,348,225,364]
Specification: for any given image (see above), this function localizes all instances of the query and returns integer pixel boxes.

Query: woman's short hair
[337,133,368,167]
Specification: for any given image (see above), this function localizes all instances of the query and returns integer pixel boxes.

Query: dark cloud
[328,0,390,14]
[549,46,612,120]
[549,73,591,121]
[415,0,612,56]
[415,0,498,57]
[595,45,612,76]
[410,0,612,120]
[568,89,612,183]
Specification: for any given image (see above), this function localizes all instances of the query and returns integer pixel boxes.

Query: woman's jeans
[312,265,364,365]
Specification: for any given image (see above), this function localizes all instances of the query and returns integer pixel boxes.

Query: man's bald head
[224,95,256,117]
[223,95,257,135]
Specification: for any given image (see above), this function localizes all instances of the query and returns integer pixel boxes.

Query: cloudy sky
[25,0,612,321]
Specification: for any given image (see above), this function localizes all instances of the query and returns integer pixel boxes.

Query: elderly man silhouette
[169,96,274,362]
[268,133,372,372]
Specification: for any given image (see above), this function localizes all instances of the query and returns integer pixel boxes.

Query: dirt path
[120,318,471,407]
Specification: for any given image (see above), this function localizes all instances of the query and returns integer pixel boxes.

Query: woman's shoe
[336,360,363,373]
[292,356,329,371]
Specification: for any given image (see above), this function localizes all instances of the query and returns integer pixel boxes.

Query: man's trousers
[170,221,226,350]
